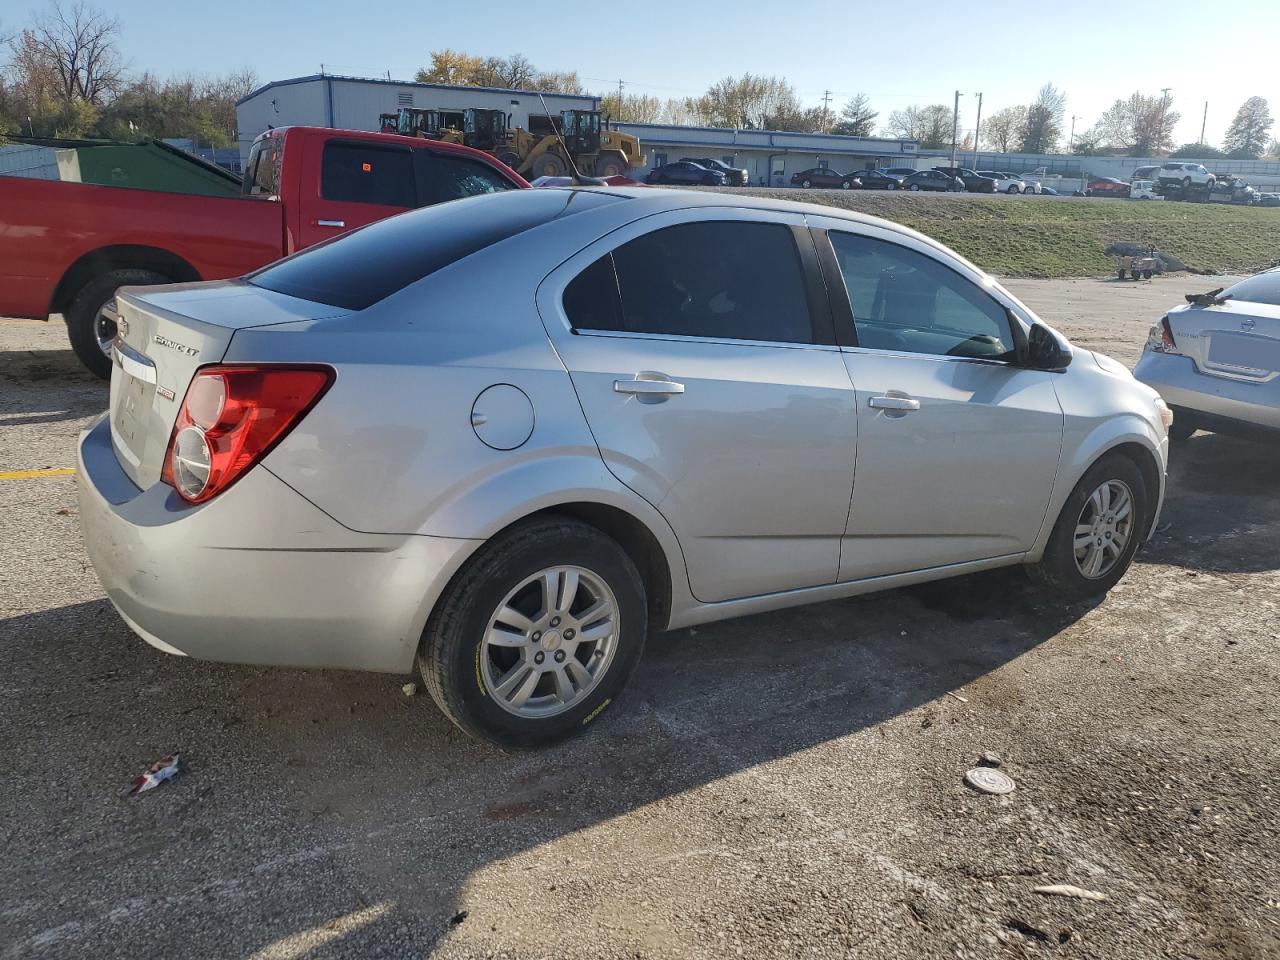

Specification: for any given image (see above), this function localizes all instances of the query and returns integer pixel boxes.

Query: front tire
[909,183,921,191]
[1027,454,1147,599]
[66,268,170,379]
[418,517,647,748]
[801,179,812,188]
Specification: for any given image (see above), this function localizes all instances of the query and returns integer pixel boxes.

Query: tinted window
[564,221,813,344]
[321,142,415,207]
[250,189,623,310]
[243,137,282,196]
[420,153,516,205]
[828,232,1014,360]
[1222,269,1280,307]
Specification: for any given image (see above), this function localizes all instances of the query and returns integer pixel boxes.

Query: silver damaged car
[79,188,1171,746]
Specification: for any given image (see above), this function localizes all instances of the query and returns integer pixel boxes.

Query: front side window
[420,153,517,205]
[242,137,283,196]
[827,231,1014,360]
[320,142,415,207]
[563,220,813,344]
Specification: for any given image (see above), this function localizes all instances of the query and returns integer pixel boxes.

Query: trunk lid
[108,280,348,489]
[1164,299,1280,385]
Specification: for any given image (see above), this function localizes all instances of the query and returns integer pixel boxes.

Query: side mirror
[1026,323,1072,371]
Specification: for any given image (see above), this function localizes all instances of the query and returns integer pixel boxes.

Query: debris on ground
[449,911,468,926]
[964,767,1016,795]
[946,691,969,704]
[1033,884,1109,902]
[978,751,1003,768]
[402,683,417,698]
[127,754,180,796]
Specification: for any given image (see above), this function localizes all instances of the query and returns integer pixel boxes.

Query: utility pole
[971,92,983,166]
[1200,101,1208,146]
[821,90,833,134]
[1158,87,1172,153]
[950,90,963,166]
[1069,115,1077,152]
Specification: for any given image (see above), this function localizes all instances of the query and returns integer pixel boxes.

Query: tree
[694,74,804,130]
[981,105,1026,152]
[535,70,583,95]
[830,92,877,137]
[1087,91,1178,155]
[1222,96,1273,159]
[414,51,574,93]
[598,91,662,123]
[1267,138,1280,160]
[1019,83,1065,153]
[20,1,122,105]
[1170,142,1225,159]
[414,49,483,86]
[885,103,952,149]
[1070,127,1104,155]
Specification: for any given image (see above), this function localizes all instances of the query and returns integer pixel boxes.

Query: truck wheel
[418,516,647,748]
[596,152,627,178]
[66,268,170,380]
[532,153,567,179]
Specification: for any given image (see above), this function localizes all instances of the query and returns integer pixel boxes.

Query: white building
[236,74,932,182]
[235,74,598,165]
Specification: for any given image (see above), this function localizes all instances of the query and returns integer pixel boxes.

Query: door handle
[614,374,685,399]
[868,395,920,411]
[316,219,346,228]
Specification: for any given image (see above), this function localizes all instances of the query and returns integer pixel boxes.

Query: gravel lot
[2,276,1278,960]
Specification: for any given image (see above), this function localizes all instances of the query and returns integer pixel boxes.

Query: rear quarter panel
[0,177,283,317]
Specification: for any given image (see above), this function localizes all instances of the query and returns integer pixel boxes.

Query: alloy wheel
[481,566,620,718]
[1073,479,1135,579]
[95,298,119,358]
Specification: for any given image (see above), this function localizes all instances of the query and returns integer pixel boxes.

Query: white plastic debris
[402,682,417,698]
[1033,884,1108,902]
[964,767,1015,795]
[127,753,180,796]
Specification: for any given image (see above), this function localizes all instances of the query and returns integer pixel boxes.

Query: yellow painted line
[0,468,76,480]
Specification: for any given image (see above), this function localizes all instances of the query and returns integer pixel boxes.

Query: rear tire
[596,152,627,178]
[65,268,170,380]
[418,517,647,748]
[1027,454,1147,599]
[801,179,812,188]
[909,183,920,191]
[532,152,568,179]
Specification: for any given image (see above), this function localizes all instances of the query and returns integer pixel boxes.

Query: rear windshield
[248,189,623,310]
[1222,269,1280,307]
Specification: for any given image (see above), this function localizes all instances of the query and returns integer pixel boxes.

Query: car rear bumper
[1133,351,1280,432]
[77,415,478,673]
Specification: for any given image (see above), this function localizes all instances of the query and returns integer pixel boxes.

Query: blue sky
[29,0,1280,147]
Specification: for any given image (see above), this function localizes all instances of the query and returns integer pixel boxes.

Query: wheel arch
[1103,441,1164,539]
[50,245,200,315]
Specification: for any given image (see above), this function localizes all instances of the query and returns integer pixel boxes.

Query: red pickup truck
[0,126,527,377]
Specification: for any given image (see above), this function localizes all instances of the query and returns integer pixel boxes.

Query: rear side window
[249,189,622,310]
[321,142,415,207]
[420,153,517,205]
[563,220,814,344]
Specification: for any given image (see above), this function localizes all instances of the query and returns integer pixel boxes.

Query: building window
[817,159,830,169]
[397,92,414,106]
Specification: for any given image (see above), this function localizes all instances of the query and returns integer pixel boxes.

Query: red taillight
[1160,316,1176,351]
[161,365,334,503]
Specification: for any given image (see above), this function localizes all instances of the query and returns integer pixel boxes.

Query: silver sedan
[79,188,1171,747]
[1135,268,1280,441]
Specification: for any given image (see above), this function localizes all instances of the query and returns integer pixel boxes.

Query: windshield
[1222,269,1280,307]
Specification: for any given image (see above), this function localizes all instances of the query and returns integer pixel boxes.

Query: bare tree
[1093,92,1180,155]
[599,91,662,123]
[981,105,1027,152]
[831,92,877,137]
[1223,96,1273,159]
[535,70,584,96]
[1019,83,1065,153]
[24,1,123,104]
[885,104,951,149]
[697,74,803,129]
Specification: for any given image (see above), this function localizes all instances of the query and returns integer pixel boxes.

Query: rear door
[810,217,1063,581]
[296,138,416,249]
[537,208,858,603]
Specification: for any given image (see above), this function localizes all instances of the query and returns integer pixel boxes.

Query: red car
[0,126,528,377]
[1086,177,1131,198]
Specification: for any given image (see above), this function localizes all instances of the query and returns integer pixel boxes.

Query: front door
[537,209,858,603]
[811,218,1064,581]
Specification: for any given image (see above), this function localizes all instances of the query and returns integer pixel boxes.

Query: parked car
[646,161,728,186]
[1135,268,1280,441]
[1086,177,1131,198]
[902,169,964,192]
[977,170,1024,194]
[882,167,919,179]
[1012,174,1043,194]
[1128,179,1163,200]
[0,126,527,378]
[681,157,749,186]
[1259,193,1280,207]
[1131,165,1160,181]
[791,167,859,189]
[1206,177,1257,205]
[1156,161,1215,191]
[848,169,903,190]
[78,186,1171,748]
[932,167,997,192]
